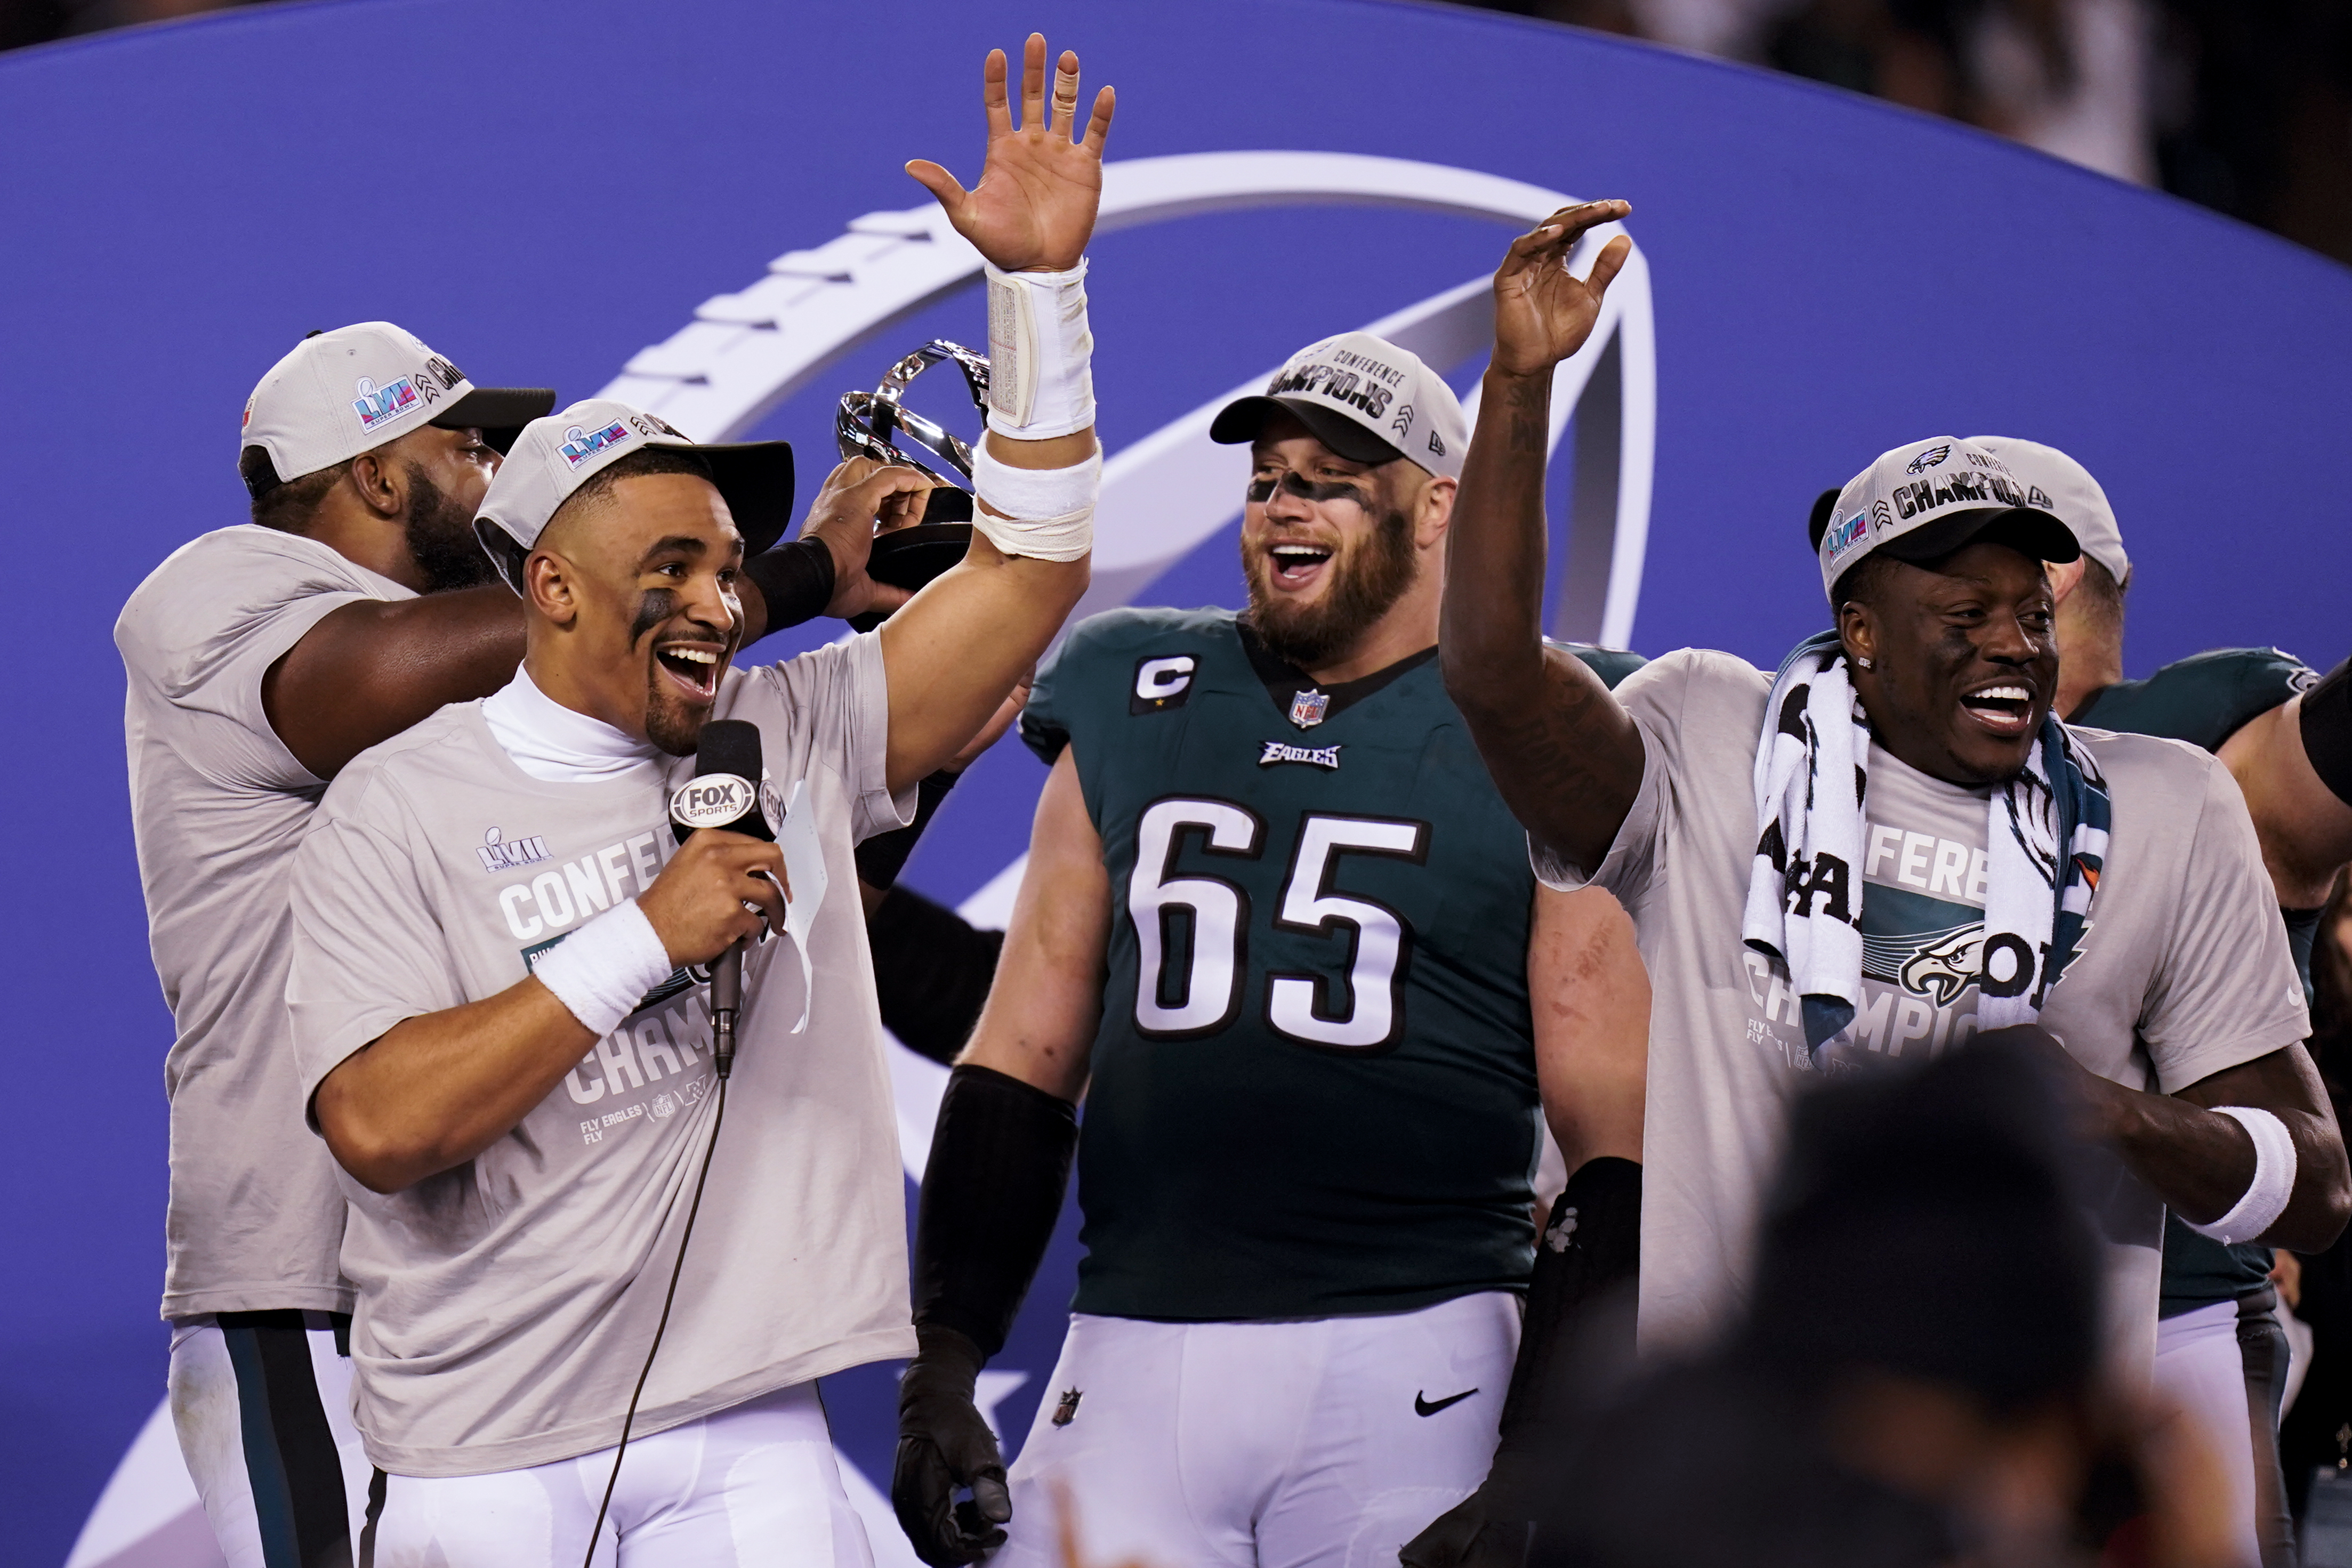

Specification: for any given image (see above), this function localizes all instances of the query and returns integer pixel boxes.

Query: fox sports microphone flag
[669,720,779,844]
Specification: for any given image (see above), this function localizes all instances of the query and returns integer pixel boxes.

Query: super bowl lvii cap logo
[559,420,631,468]
[353,376,420,431]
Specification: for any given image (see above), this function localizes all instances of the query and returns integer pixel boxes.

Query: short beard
[643,664,708,757]
[403,463,497,593]
[1245,503,1418,672]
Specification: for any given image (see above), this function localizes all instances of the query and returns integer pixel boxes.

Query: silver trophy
[834,341,990,627]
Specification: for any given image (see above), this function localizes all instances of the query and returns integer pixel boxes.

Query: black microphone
[667,720,776,1079]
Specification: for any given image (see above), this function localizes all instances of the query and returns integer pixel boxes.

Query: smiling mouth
[1959,682,2035,737]
[1265,541,1333,591]
[655,643,723,700]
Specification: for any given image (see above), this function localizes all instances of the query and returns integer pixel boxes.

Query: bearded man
[888,331,1656,1568]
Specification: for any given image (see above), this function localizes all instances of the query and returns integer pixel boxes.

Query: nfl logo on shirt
[1289,690,1330,728]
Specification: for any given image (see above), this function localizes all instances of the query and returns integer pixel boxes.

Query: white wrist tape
[2186,1106,2298,1244]
[984,260,1094,440]
[531,898,674,1039]
[969,440,1099,563]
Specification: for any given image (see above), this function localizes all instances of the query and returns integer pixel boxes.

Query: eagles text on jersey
[1019,607,1644,1321]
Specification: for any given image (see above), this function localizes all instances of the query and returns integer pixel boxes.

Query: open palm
[1491,201,1633,377]
[907,35,1115,274]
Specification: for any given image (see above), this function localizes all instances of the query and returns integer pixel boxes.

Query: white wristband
[531,898,675,1039]
[984,259,1094,440]
[969,440,1099,563]
[2186,1106,2297,1245]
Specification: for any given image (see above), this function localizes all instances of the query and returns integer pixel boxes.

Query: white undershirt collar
[481,663,663,785]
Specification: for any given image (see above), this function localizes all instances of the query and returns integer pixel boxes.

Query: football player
[1945,438,2352,1567]
[888,328,1654,1566]
[1443,200,2349,1553]
[119,322,930,1568]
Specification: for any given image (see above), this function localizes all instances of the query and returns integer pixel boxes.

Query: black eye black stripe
[1245,472,1365,505]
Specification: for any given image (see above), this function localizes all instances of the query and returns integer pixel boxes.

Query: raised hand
[796,456,933,620]
[1491,201,1633,378]
[906,34,1115,273]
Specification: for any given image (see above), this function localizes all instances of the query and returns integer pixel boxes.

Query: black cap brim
[697,441,797,556]
[433,387,558,454]
[1209,395,1404,467]
[1879,507,2081,569]
[1807,488,1842,552]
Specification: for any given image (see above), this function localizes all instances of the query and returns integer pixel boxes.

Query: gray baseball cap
[239,322,553,494]
[1210,331,1469,481]
[1967,437,2131,589]
[473,399,795,593]
[1816,435,2080,602]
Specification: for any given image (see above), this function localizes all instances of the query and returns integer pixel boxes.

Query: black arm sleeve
[857,768,961,891]
[2302,659,2352,809]
[740,537,836,644]
[912,1064,1077,1359]
[1488,1157,1643,1511]
[870,886,1006,1065]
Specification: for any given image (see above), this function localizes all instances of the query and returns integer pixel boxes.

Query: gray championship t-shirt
[287,633,917,1476]
[117,524,415,1318]
[1536,650,2310,1385]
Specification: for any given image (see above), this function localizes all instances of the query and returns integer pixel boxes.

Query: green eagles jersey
[2074,648,2322,1317]
[1020,607,1644,1321]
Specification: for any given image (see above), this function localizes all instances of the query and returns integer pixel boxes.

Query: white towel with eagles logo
[1741,630,2111,1057]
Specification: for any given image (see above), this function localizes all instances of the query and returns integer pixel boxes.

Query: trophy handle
[836,340,990,482]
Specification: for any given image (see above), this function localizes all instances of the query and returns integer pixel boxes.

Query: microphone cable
[580,1049,733,1566]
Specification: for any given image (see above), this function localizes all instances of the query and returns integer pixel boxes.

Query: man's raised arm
[1441,204,1646,877]
[881,35,1111,794]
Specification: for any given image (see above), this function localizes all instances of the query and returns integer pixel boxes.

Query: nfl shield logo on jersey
[1288,689,1330,728]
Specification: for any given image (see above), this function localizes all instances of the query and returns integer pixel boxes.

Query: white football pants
[1000,1291,1519,1568]
[2154,1295,2295,1568]
[169,1311,372,1568]
[367,1381,872,1568]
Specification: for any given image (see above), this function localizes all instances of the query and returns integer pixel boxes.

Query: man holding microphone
[123,321,930,1564]
[286,35,1109,1564]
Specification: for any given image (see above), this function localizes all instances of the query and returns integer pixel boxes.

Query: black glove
[1401,1158,1642,1568]
[893,1324,1012,1566]
[1398,1495,1533,1568]
[892,1067,1077,1565]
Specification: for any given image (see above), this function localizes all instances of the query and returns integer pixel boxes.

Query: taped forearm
[970,261,1098,563]
[984,261,1093,439]
[912,1063,1077,1357]
[969,440,1099,563]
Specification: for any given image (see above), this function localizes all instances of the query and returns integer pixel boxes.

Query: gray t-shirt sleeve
[1529,725,1664,900]
[288,791,468,1119]
[1529,650,1754,903]
[115,529,398,793]
[2137,750,2314,1094]
[741,629,916,844]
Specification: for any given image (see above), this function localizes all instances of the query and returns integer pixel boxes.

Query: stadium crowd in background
[7,0,2349,268]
